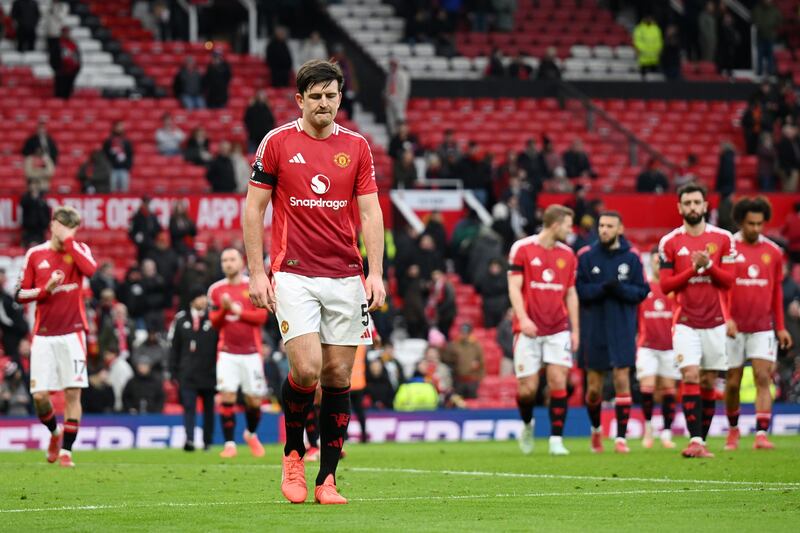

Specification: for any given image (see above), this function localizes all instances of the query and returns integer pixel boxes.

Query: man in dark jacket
[203,50,231,109]
[169,287,218,451]
[129,196,162,261]
[122,357,165,414]
[22,119,59,163]
[266,26,292,87]
[243,89,275,153]
[576,212,649,454]
[19,178,51,247]
[11,0,40,52]
[0,268,29,361]
[206,140,237,192]
[103,121,134,192]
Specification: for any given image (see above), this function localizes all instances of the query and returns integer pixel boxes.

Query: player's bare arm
[357,192,386,311]
[508,274,537,337]
[243,185,274,311]
[566,286,580,353]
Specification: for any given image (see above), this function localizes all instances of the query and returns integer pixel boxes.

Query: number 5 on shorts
[360,303,369,326]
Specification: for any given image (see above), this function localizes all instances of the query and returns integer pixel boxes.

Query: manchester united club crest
[556,258,566,269]
[63,255,73,264]
[242,290,249,298]
[281,320,290,334]
[762,253,771,264]
[334,152,351,168]
[706,242,718,255]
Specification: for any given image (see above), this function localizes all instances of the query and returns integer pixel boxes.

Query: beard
[682,212,704,226]
[600,236,617,248]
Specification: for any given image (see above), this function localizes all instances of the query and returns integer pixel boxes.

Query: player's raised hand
[691,251,710,270]
[364,272,385,311]
[45,271,64,292]
[777,329,793,350]
[726,319,738,338]
[249,271,275,312]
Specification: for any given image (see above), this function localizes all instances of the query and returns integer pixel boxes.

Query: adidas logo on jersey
[37,260,50,269]
[677,247,690,256]
[531,257,542,266]
[289,153,306,164]
[591,266,600,274]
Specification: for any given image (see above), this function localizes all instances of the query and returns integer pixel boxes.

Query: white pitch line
[0,487,795,514]
[347,466,800,488]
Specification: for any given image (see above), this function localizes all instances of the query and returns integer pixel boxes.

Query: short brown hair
[52,205,81,228]
[296,60,344,96]
[677,182,707,201]
[542,204,574,228]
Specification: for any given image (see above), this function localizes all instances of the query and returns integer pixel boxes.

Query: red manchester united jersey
[250,119,379,278]
[638,281,674,351]
[729,233,785,333]
[508,235,576,336]
[208,277,268,354]
[16,238,97,336]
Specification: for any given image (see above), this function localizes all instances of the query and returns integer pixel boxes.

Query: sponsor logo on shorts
[280,320,289,334]
[334,152,351,168]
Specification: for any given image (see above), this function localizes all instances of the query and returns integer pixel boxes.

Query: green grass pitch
[1,437,798,532]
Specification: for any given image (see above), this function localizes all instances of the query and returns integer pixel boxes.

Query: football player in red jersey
[658,183,736,458]
[208,248,268,459]
[244,60,385,505]
[15,206,97,467]
[637,250,680,449]
[508,205,579,456]
[724,197,792,451]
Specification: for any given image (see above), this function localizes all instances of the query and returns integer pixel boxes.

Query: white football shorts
[636,347,681,380]
[726,331,777,368]
[29,332,88,393]
[513,330,573,378]
[216,352,267,396]
[672,324,728,371]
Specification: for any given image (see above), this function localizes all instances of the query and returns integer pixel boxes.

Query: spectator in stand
[184,127,213,166]
[54,27,80,99]
[563,139,597,179]
[90,261,117,301]
[205,140,237,193]
[636,157,669,193]
[10,0,39,52]
[173,57,206,110]
[23,147,55,191]
[83,355,116,413]
[204,50,231,109]
[698,1,717,63]
[101,347,134,412]
[366,357,396,409]
[122,357,165,414]
[661,25,682,81]
[493,0,515,32]
[486,47,506,78]
[403,264,429,339]
[424,211,448,255]
[331,43,359,118]
[757,133,779,191]
[129,196,162,261]
[155,113,185,156]
[297,31,328,66]
[44,2,67,71]
[120,266,147,331]
[442,323,485,399]
[132,0,157,37]
[177,258,211,310]
[548,166,574,193]
[518,138,545,184]
[752,0,782,77]
[388,121,421,160]
[243,89,275,154]
[19,178,51,247]
[22,118,58,163]
[742,95,770,155]
[392,148,418,189]
[146,233,180,296]
[438,128,461,161]
[537,47,561,81]
[508,52,533,80]
[426,269,457,338]
[169,286,217,451]
[385,58,411,135]
[168,199,197,258]
[675,153,699,188]
[0,362,32,415]
[140,260,169,333]
[715,141,736,196]
[467,0,491,32]
[77,149,112,193]
[103,121,133,192]
[778,121,800,192]
[496,308,514,375]
[540,136,562,178]
[266,26,293,88]
[633,15,663,78]
[0,268,29,362]
[153,0,170,41]
[716,12,740,77]
[420,345,453,397]
[230,142,251,192]
[476,258,510,328]
[457,141,493,205]
[417,233,446,281]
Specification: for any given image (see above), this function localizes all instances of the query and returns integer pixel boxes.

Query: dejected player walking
[15,206,97,467]
[658,183,736,458]
[208,248,269,458]
[723,197,791,451]
[243,60,385,504]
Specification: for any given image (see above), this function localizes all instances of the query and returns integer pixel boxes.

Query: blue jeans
[111,169,130,192]
[757,38,775,76]
[181,94,206,110]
